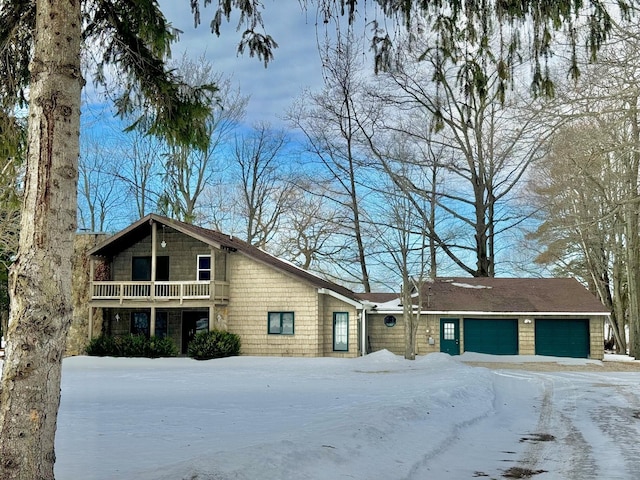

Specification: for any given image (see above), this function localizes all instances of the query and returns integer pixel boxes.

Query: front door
[440,318,460,355]
[181,311,209,353]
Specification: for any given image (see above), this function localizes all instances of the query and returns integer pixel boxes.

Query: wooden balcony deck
[91,281,229,304]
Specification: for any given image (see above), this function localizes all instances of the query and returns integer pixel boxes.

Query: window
[132,257,151,281]
[384,315,397,327]
[155,312,168,339]
[131,311,150,338]
[333,312,349,351]
[268,312,294,335]
[443,322,455,340]
[132,256,169,281]
[197,255,211,281]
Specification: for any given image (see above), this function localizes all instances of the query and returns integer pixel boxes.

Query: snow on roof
[451,282,492,289]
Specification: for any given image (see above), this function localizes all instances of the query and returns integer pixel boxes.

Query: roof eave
[367,308,610,316]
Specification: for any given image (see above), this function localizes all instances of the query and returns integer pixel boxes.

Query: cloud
[158,1,326,127]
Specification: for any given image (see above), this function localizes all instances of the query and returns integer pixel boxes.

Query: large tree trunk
[0,1,82,478]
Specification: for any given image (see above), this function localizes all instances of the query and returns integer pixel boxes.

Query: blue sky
[157,1,330,127]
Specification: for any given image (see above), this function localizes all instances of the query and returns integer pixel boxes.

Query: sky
[47,351,640,480]
[155,1,343,127]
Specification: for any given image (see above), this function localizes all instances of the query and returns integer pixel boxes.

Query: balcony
[91,280,230,304]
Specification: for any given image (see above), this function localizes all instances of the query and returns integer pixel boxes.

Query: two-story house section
[87,214,365,357]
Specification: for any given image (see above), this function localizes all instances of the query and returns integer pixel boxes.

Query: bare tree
[528,14,640,357]
[372,161,431,359]
[273,178,350,272]
[0,110,24,341]
[158,55,248,223]
[202,122,291,248]
[123,130,162,219]
[77,131,126,232]
[528,124,628,353]
[287,34,376,291]
[372,42,553,277]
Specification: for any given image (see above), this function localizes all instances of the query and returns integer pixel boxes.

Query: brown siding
[111,229,226,282]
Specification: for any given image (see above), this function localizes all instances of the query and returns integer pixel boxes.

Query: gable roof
[361,277,610,315]
[88,214,360,302]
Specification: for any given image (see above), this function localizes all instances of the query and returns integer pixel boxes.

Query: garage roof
[360,277,610,315]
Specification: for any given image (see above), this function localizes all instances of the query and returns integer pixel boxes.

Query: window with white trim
[197,255,211,281]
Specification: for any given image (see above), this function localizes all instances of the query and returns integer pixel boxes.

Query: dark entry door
[440,318,460,355]
[181,311,209,353]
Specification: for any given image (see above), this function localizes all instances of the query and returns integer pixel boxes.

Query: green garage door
[463,318,518,355]
[535,319,590,358]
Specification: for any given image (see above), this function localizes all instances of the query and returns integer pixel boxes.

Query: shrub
[86,334,178,358]
[85,334,118,356]
[187,330,241,360]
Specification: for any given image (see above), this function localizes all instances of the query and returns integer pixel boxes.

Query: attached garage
[361,277,608,360]
[535,318,590,358]
[463,318,518,355]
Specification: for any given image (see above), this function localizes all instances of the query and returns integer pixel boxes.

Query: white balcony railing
[92,281,229,304]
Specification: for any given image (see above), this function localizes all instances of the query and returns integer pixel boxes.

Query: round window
[384,315,397,327]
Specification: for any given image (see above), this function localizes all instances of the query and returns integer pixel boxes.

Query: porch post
[88,259,95,340]
[209,245,216,300]
[209,307,215,332]
[361,310,367,356]
[151,221,157,299]
[150,306,156,337]
[88,307,93,340]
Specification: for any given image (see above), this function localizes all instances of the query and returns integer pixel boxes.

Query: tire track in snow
[399,370,543,480]
[508,373,601,480]
[588,379,640,478]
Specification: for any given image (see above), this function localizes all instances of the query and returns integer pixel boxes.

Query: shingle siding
[111,229,226,282]
[226,254,322,357]
[368,313,605,360]
[321,295,359,358]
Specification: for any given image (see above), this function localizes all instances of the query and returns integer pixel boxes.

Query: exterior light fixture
[161,225,167,248]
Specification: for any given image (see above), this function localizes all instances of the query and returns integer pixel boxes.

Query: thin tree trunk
[0,1,82,478]
[402,277,416,360]
[625,98,640,358]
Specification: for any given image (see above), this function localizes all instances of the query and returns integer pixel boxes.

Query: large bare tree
[370,44,553,277]
[287,35,377,291]
[529,124,629,353]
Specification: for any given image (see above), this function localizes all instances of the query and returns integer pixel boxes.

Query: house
[361,277,609,360]
[86,215,609,360]
[87,214,365,357]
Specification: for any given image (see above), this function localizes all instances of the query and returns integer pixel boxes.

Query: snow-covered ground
[31,352,640,479]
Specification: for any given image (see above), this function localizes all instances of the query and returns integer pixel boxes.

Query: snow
[5,351,640,479]
[451,282,493,289]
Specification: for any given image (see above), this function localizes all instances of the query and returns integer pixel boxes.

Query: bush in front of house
[187,330,241,360]
[86,334,178,358]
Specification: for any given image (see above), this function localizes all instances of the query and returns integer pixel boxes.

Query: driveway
[445,359,640,479]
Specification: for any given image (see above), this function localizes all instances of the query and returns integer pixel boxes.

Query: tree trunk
[0,0,82,478]
[626,99,640,359]
[402,286,416,360]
